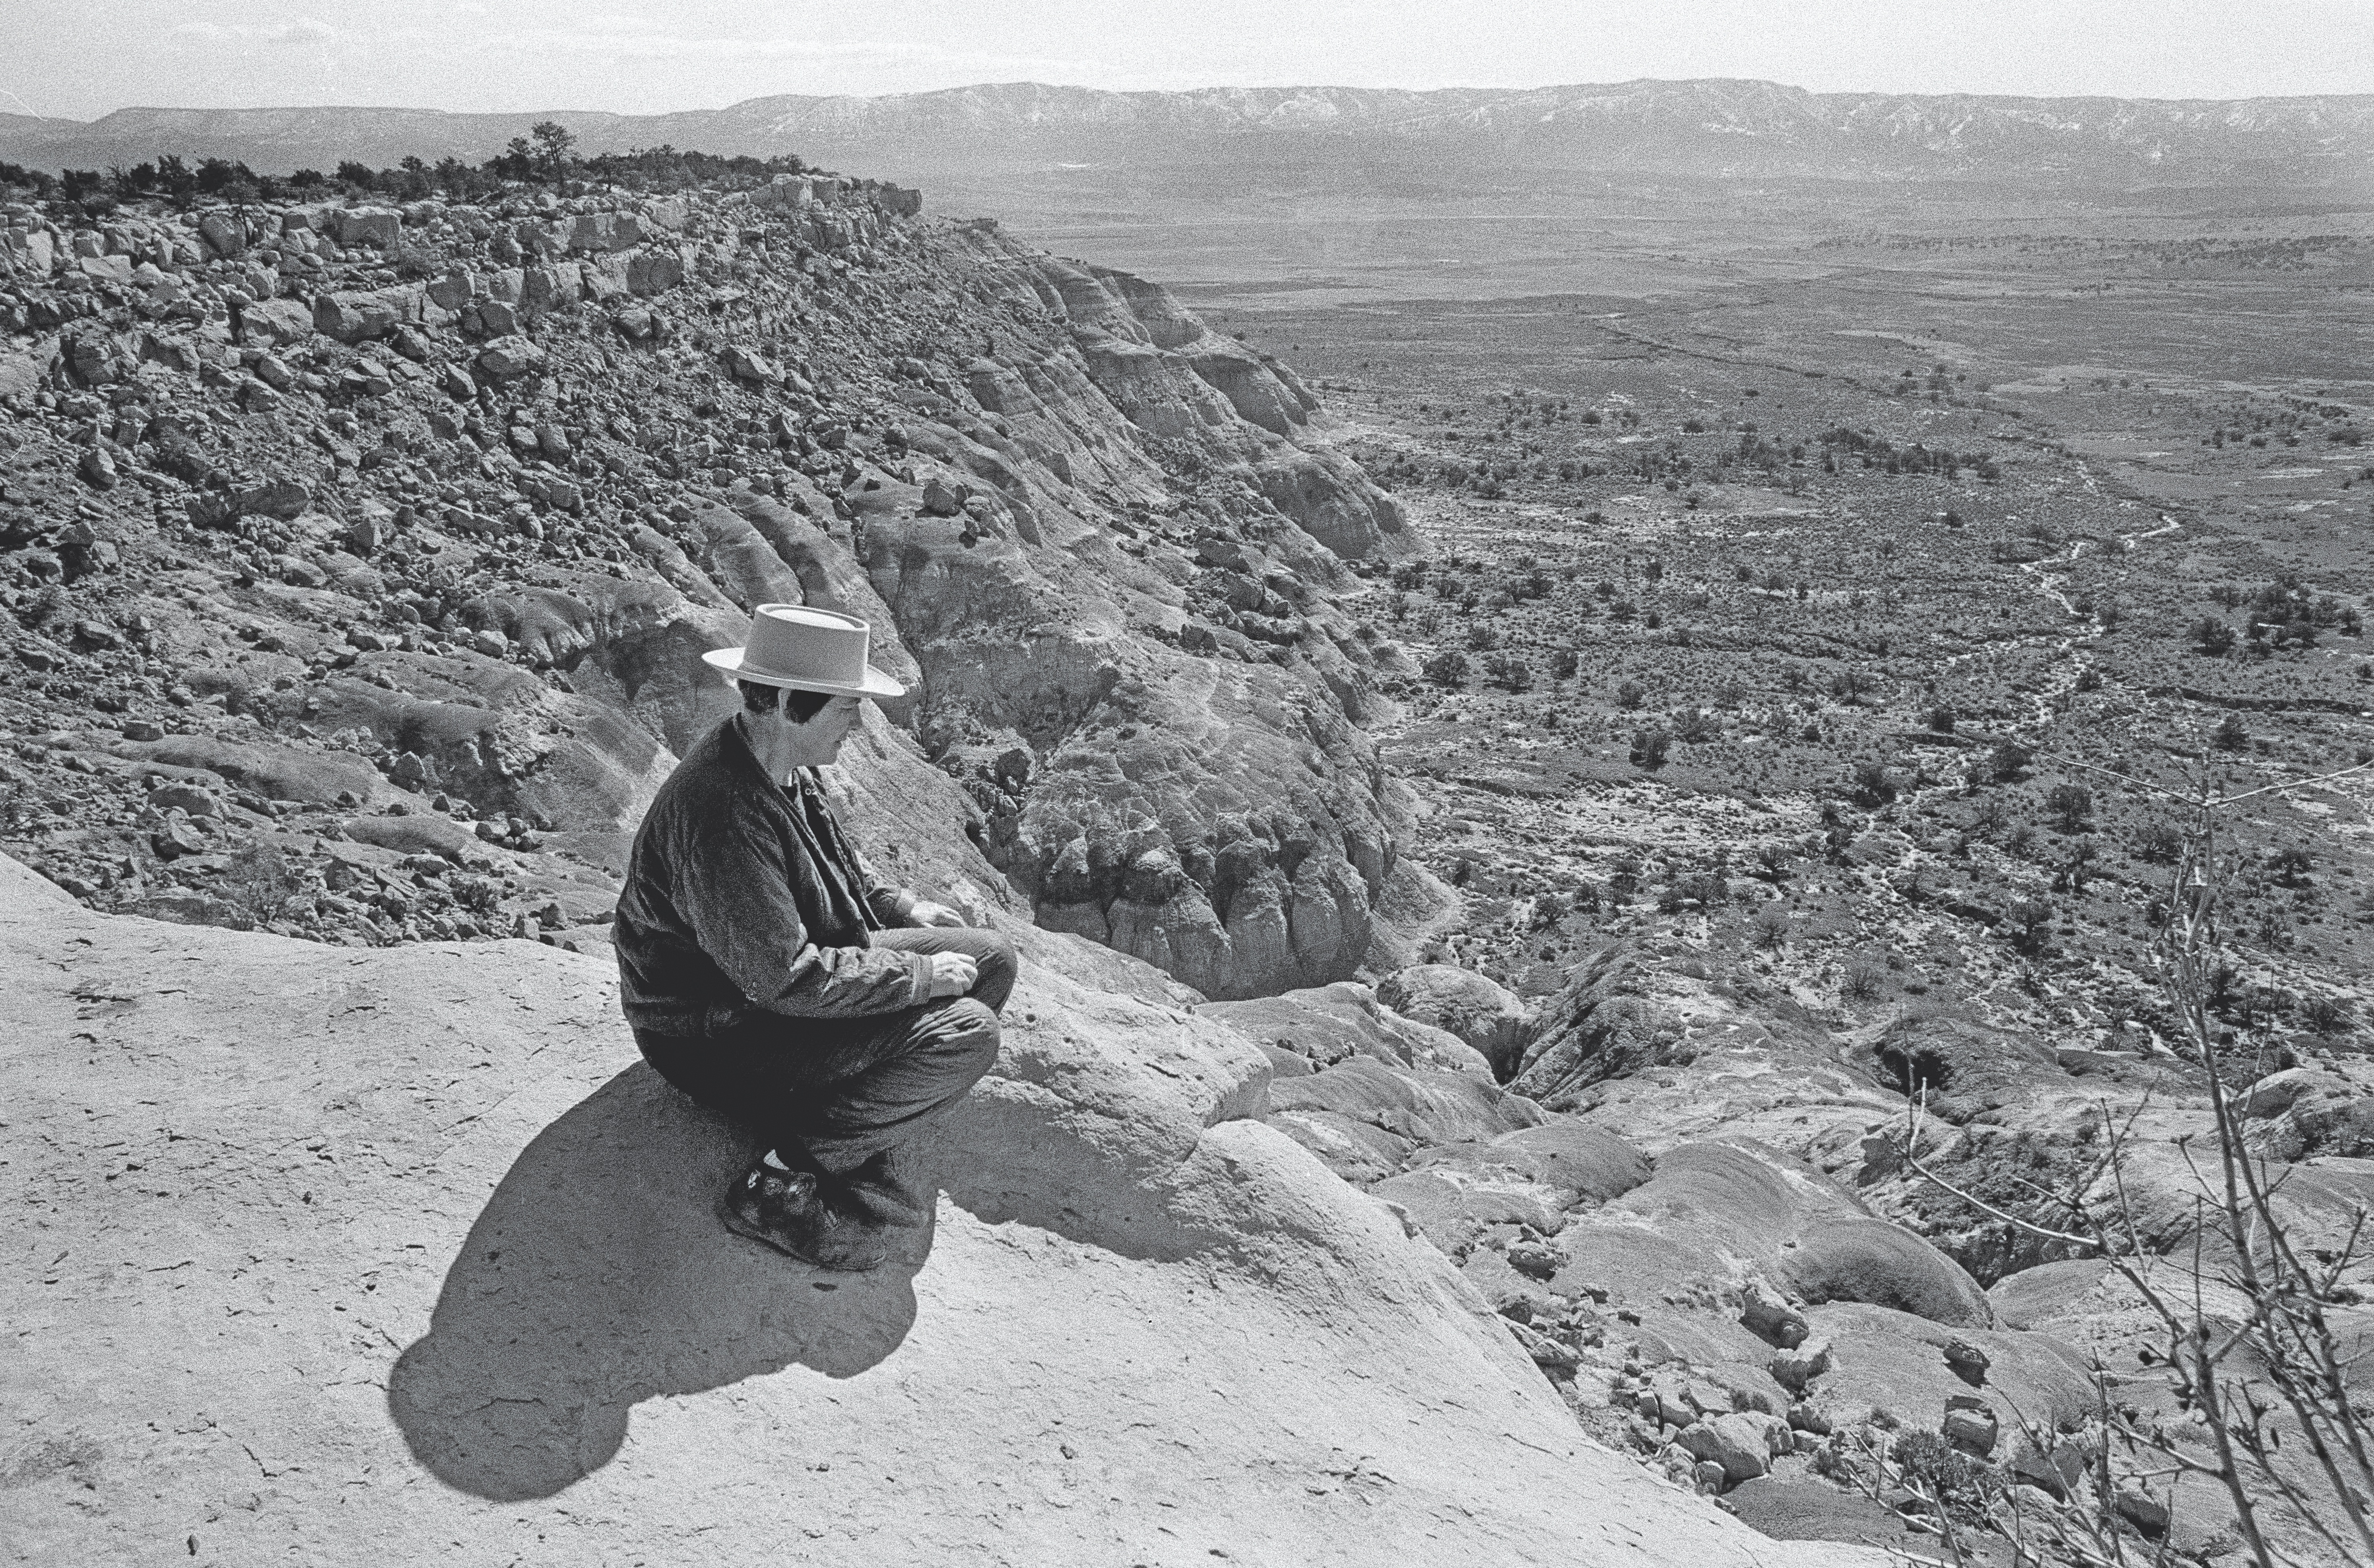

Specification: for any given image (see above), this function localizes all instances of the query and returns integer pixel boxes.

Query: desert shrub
[2301,994,2353,1035]
[1421,650,1471,687]
[1483,652,1533,691]
[1531,891,1568,929]
[1888,1430,1982,1500]
[2008,897,2055,953]
[1842,963,1884,1002]
[1712,679,1747,709]
[2044,783,2094,832]
[221,843,307,924]
[2191,615,2236,655]
[1614,679,1647,710]
[1850,760,1897,806]
[1829,668,1871,704]
[1549,647,1580,679]
[1671,707,1718,742]
[451,875,503,916]
[1673,871,1730,907]
[1465,623,1501,652]
[1630,729,1671,768]
[1753,910,1790,951]
[1926,705,1956,734]
[2212,713,2249,751]
[1985,741,2033,783]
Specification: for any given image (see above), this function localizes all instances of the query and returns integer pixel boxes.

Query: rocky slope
[11,81,2373,186]
[0,852,1882,1566]
[0,169,1440,999]
[1279,940,2374,1562]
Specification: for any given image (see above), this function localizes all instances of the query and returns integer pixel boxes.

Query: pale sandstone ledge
[0,854,1877,1566]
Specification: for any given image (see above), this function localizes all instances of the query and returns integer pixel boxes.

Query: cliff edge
[1,852,1873,1565]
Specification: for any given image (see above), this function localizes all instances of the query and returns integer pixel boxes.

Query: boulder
[333,207,404,249]
[105,734,396,809]
[340,812,483,860]
[722,345,779,384]
[237,297,315,348]
[144,782,220,818]
[1378,964,1535,1076]
[313,289,408,342]
[478,335,547,380]
[235,477,313,519]
[1675,1411,1789,1484]
[626,246,687,295]
[1768,1337,1834,1393]
[921,475,966,516]
[197,211,247,258]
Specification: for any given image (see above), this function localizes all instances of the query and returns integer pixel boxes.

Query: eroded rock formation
[0,173,1433,998]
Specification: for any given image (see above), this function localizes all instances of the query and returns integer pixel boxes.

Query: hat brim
[701,646,906,699]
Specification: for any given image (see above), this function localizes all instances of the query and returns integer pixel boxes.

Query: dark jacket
[614,716,926,1040]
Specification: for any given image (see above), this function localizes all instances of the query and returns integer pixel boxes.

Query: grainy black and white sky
[6,0,2370,122]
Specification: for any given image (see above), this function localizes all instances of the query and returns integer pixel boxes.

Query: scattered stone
[1941,1396,1997,1457]
[2114,1488,2170,1536]
[477,336,546,380]
[1768,1337,1833,1394]
[1675,1412,1787,1485]
[722,346,780,383]
[1741,1280,1811,1349]
[921,476,966,517]
[147,782,222,818]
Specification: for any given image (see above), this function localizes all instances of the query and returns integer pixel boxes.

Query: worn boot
[716,1157,890,1272]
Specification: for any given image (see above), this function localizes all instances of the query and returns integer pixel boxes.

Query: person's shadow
[387,1064,928,1502]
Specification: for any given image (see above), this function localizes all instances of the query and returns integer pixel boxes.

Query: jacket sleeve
[855,844,919,928]
[676,798,928,1017]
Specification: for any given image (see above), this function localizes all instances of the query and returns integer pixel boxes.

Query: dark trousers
[640,927,1016,1178]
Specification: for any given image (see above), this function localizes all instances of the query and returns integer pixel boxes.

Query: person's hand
[909,900,967,928]
[923,951,979,999]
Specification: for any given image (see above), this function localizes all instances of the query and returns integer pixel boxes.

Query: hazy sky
[6,0,2371,121]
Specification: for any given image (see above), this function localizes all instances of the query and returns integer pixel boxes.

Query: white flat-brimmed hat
[701,603,906,699]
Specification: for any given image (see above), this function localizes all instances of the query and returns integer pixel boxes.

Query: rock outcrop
[0,852,1870,1566]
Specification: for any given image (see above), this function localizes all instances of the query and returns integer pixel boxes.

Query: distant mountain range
[7,80,2372,189]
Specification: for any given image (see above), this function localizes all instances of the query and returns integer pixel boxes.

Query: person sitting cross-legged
[613,604,1017,1271]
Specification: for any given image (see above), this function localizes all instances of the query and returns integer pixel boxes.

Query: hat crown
[741,604,873,690]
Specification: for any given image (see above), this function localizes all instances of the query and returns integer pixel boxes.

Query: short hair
[738,680,833,724]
